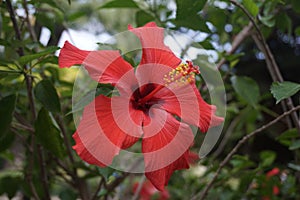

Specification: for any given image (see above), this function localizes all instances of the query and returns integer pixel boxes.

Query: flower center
[132,61,199,111]
[163,61,200,87]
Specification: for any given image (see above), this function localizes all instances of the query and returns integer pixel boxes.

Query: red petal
[73,95,144,166]
[128,23,181,68]
[142,108,194,190]
[58,41,90,68]
[157,84,224,133]
[58,41,134,85]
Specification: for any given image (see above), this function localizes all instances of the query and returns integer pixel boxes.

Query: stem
[54,115,90,200]
[22,0,38,42]
[6,1,53,199]
[192,105,300,200]
[37,146,51,200]
[132,175,146,200]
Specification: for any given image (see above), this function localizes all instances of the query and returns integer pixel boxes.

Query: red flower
[266,167,280,178]
[133,180,170,200]
[58,22,223,190]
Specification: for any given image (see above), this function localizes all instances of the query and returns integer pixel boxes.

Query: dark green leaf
[277,129,298,140]
[289,140,300,150]
[230,76,260,106]
[35,108,65,158]
[0,176,21,198]
[98,167,114,181]
[259,151,276,167]
[174,0,209,32]
[292,0,300,13]
[270,81,300,104]
[243,0,259,16]
[100,0,139,9]
[288,163,300,171]
[276,13,292,34]
[230,155,255,170]
[260,15,275,28]
[18,46,59,65]
[0,130,15,152]
[276,129,298,146]
[0,95,16,139]
[34,79,61,113]
[136,10,154,27]
[295,26,300,36]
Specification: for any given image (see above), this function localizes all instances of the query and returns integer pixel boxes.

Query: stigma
[163,61,200,86]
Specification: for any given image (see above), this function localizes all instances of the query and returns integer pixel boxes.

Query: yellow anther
[163,61,200,87]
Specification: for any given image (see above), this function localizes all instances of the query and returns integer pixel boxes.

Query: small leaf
[174,0,210,32]
[292,0,300,13]
[99,0,139,9]
[230,76,260,106]
[276,129,298,146]
[98,167,114,181]
[288,163,300,171]
[0,176,21,198]
[260,15,276,28]
[136,10,154,27]
[243,0,259,16]
[34,79,61,113]
[0,95,16,139]
[295,26,300,36]
[18,46,59,65]
[289,140,300,150]
[270,81,300,104]
[260,151,276,167]
[35,108,65,158]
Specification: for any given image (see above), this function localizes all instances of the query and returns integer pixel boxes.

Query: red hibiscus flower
[58,22,223,190]
[133,180,170,200]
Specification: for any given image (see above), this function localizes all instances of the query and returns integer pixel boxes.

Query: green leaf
[276,129,298,146]
[259,151,276,167]
[98,167,115,181]
[243,0,259,16]
[289,140,300,150]
[34,79,61,113]
[0,176,21,198]
[0,95,16,139]
[18,46,59,65]
[288,163,300,171]
[35,108,65,158]
[230,76,260,107]
[230,155,255,170]
[270,81,300,104]
[295,26,300,36]
[292,0,300,13]
[260,15,276,28]
[99,0,139,9]
[136,10,154,27]
[276,13,292,34]
[174,0,210,32]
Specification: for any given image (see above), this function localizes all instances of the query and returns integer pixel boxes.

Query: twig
[54,115,90,200]
[6,1,41,199]
[37,146,51,200]
[132,175,146,200]
[22,0,38,42]
[216,22,253,69]
[91,177,105,200]
[192,105,300,200]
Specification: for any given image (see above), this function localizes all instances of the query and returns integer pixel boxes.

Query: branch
[216,22,253,69]
[191,105,300,200]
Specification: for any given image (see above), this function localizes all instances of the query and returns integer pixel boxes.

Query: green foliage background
[0,0,300,199]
